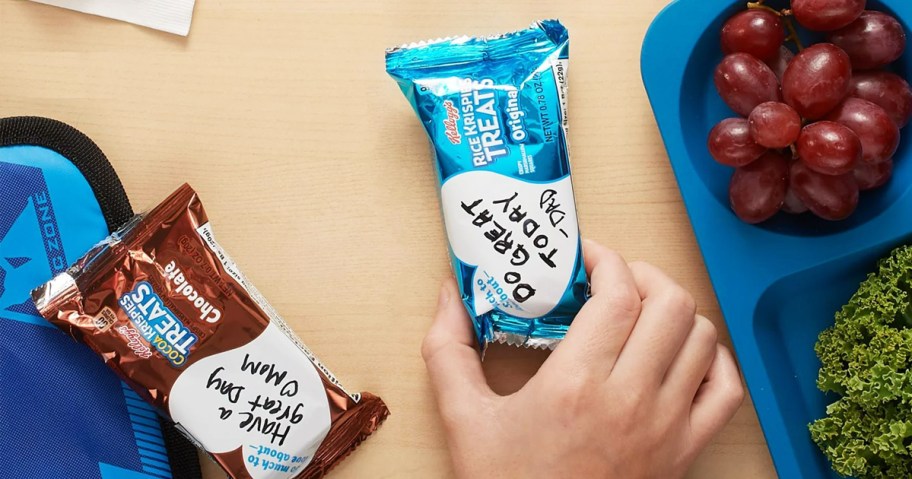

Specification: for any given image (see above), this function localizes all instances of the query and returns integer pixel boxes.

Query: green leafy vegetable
[811,245,912,478]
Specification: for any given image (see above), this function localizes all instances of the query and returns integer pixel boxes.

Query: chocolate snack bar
[32,184,388,479]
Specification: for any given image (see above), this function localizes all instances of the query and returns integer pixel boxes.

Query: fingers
[582,239,639,303]
[548,240,641,374]
[422,278,495,420]
[689,345,745,449]
[661,315,718,404]
[613,262,696,385]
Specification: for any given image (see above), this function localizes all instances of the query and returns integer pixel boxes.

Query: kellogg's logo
[442,100,461,145]
[119,281,199,367]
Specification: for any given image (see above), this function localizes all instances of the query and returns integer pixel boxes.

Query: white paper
[29,0,196,36]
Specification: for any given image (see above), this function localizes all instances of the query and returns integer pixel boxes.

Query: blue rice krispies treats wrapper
[386,20,589,351]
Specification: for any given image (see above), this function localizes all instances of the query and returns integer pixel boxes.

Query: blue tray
[642,1,912,477]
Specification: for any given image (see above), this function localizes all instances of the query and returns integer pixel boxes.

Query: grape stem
[746,2,804,51]
[781,12,805,51]
[746,2,779,15]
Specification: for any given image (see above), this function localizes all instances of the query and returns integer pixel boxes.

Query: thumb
[422,277,495,419]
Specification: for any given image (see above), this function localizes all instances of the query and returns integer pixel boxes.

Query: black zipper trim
[0,116,133,231]
[0,116,202,479]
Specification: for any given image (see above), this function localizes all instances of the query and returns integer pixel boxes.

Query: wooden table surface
[0,0,778,477]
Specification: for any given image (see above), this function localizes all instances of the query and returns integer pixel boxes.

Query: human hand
[422,239,744,479]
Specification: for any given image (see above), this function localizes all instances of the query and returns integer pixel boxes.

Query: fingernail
[438,283,450,308]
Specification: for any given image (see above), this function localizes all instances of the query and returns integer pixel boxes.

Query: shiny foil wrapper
[386,20,589,351]
[32,183,388,479]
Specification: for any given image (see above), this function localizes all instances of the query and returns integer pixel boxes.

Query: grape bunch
[709,1,911,224]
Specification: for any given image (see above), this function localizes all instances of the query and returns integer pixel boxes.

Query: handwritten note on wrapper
[387,20,589,351]
[441,172,581,321]
[32,184,388,478]
[170,324,332,476]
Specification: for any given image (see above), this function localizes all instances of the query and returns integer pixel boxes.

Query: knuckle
[717,348,745,405]
[420,333,444,362]
[612,414,639,440]
[726,379,746,406]
[616,385,648,415]
[597,246,624,263]
[628,260,651,273]
[600,284,642,318]
[661,286,697,317]
[694,316,718,345]
[589,247,623,274]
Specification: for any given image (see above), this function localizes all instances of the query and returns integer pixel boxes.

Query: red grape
[827,97,900,164]
[714,53,781,116]
[849,71,912,127]
[782,44,853,119]
[766,46,795,81]
[709,5,907,225]
[721,10,786,61]
[791,0,866,32]
[749,102,802,148]
[853,157,893,190]
[828,11,906,70]
[708,118,768,166]
[782,184,810,214]
[729,151,789,223]
[790,160,859,220]
[796,121,862,175]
